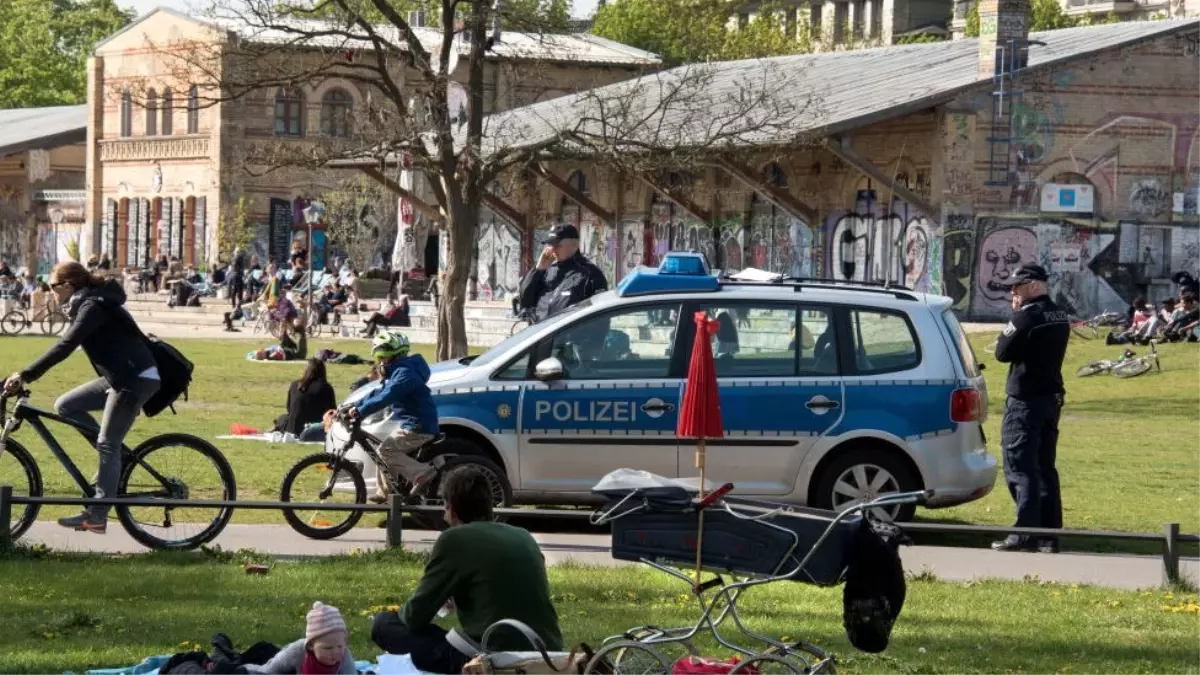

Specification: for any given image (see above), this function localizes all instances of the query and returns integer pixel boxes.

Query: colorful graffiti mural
[475,220,523,301]
[826,197,934,291]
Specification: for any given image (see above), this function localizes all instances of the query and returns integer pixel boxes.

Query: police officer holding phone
[991,264,1071,553]
[517,224,608,323]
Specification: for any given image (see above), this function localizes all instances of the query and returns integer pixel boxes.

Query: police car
[335,252,997,521]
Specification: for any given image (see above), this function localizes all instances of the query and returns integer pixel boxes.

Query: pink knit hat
[306,601,347,644]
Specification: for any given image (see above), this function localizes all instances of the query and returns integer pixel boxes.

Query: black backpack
[842,517,910,653]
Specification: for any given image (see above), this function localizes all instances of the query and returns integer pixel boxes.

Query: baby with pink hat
[247,601,356,674]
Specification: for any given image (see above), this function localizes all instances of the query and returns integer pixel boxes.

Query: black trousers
[371,611,469,674]
[1001,394,1063,545]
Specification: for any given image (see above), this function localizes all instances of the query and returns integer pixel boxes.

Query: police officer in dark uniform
[991,264,1071,553]
[518,224,608,323]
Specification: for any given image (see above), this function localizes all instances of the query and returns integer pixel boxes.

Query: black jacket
[517,252,608,323]
[21,280,156,389]
[282,379,336,435]
[994,294,1071,398]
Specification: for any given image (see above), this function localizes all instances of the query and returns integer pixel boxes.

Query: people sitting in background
[359,294,410,337]
[0,273,20,299]
[1107,297,1154,345]
[98,253,112,271]
[273,358,337,438]
[248,318,308,361]
[317,281,348,325]
[1163,292,1199,342]
[370,466,563,674]
[183,266,203,285]
[211,262,226,286]
[260,262,283,307]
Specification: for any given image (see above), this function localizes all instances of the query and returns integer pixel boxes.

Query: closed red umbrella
[677,311,725,588]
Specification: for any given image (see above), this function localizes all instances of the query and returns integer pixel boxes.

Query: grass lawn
[0,333,1195,537]
[0,546,1196,674]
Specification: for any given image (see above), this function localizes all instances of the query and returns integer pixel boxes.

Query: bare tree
[128,0,821,359]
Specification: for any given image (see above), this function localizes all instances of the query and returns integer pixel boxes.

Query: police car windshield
[468,294,605,369]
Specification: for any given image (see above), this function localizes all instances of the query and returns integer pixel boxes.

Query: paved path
[22,522,1197,590]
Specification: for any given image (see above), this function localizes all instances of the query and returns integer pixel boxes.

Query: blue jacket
[355,354,439,434]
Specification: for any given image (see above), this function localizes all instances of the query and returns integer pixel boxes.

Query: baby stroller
[585,472,930,674]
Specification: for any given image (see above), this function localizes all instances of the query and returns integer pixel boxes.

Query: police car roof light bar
[716,275,918,301]
[616,252,719,297]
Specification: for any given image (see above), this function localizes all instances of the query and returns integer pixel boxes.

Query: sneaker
[57,512,107,534]
[406,468,438,496]
[990,537,1037,552]
[368,492,389,505]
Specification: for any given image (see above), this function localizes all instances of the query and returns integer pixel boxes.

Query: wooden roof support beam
[531,164,615,223]
[358,166,444,224]
[714,157,818,223]
[822,136,941,222]
[635,173,712,223]
[481,192,526,229]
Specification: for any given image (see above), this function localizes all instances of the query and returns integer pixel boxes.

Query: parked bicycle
[278,407,511,539]
[0,297,68,337]
[0,388,237,549]
[1075,342,1161,378]
[1069,311,1126,340]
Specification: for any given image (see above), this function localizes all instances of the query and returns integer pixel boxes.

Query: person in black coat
[4,262,161,534]
[275,358,337,436]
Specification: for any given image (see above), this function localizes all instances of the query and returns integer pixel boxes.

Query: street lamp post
[49,208,65,266]
[302,201,326,323]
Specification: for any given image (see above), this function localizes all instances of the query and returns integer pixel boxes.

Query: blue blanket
[80,656,385,675]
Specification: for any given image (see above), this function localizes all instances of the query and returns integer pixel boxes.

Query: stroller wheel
[585,641,670,674]
[731,654,803,674]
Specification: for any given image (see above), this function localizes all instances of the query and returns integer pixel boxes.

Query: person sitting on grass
[273,358,337,438]
[359,293,411,337]
[1106,297,1154,345]
[247,601,356,674]
[248,318,308,361]
[370,466,563,673]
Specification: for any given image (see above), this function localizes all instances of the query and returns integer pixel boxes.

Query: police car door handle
[804,396,839,411]
[641,401,675,414]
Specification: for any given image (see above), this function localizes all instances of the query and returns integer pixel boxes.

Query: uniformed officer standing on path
[518,224,608,323]
[991,264,1071,553]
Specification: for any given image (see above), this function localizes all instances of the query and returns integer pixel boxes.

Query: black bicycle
[0,388,237,549]
[278,408,512,540]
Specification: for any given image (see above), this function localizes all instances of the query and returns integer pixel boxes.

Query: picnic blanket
[80,655,422,675]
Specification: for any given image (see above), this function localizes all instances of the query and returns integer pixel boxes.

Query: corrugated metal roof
[467,19,1198,157]
[0,105,88,157]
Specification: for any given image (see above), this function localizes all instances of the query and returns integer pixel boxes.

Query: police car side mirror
[534,357,566,382]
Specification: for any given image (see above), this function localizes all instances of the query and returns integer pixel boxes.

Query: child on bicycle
[340,330,439,503]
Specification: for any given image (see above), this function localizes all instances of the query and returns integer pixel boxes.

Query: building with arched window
[83,7,660,272]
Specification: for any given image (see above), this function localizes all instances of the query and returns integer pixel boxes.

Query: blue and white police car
[335,252,997,521]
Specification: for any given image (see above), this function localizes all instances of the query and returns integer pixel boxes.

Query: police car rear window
[848,308,920,375]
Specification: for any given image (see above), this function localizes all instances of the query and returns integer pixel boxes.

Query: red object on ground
[230,423,261,435]
[676,311,724,440]
[673,656,757,674]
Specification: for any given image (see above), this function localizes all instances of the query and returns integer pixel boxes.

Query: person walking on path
[991,264,1071,553]
[517,224,607,323]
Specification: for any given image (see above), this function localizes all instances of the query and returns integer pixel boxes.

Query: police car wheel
[813,447,919,522]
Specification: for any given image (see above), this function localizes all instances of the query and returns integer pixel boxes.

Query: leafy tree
[963,0,1082,38]
[0,0,134,108]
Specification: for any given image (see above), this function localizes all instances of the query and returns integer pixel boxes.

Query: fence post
[1163,522,1180,586]
[0,486,12,549]
[386,494,404,549]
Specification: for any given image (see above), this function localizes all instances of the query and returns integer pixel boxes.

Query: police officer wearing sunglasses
[991,264,1071,553]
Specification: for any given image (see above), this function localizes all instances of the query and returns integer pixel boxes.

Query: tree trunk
[436,200,477,361]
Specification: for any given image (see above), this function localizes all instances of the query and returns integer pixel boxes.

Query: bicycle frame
[0,394,176,500]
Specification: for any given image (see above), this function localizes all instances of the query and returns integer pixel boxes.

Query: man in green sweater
[371,466,563,673]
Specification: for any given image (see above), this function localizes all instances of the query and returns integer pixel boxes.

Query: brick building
[83,7,660,271]
[350,15,1199,321]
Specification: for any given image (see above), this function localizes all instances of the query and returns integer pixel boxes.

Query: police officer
[992,264,1071,553]
[518,224,608,323]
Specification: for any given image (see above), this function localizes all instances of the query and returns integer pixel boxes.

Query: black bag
[101,302,194,417]
[842,517,910,653]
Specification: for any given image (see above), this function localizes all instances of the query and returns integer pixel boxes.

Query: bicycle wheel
[115,433,237,550]
[584,641,670,674]
[280,453,366,540]
[1112,359,1152,378]
[409,454,513,531]
[1,310,27,335]
[1,439,43,542]
[40,311,67,336]
[1075,361,1110,378]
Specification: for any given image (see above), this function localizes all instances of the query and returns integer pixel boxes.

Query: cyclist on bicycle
[3,261,160,534]
[337,330,439,503]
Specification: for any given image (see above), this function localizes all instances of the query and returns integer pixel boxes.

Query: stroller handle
[858,489,934,510]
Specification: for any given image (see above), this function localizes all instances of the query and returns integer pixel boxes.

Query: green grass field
[0,546,1196,674]
[0,332,1196,535]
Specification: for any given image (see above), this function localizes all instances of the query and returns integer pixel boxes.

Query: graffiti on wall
[826,198,933,291]
[579,215,618,285]
[475,220,522,301]
[942,217,976,311]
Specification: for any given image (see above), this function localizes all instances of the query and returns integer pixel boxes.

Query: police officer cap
[542,224,580,244]
[1001,263,1049,286]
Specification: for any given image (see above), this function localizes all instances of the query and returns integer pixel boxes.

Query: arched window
[120,88,132,137]
[187,85,199,133]
[146,89,158,136]
[161,88,173,135]
[320,88,351,138]
[274,87,305,137]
